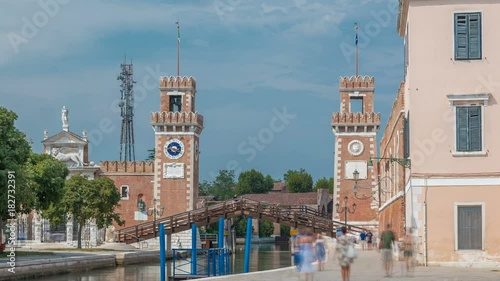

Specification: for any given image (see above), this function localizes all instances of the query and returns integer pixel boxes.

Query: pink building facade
[398,0,500,267]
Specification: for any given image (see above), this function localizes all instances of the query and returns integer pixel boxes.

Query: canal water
[35,243,291,280]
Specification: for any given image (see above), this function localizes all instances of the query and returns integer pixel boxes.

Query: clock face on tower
[348,140,364,156]
[164,139,185,159]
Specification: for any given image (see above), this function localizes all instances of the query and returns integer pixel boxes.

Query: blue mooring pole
[191,223,197,275]
[159,223,165,281]
[218,217,224,249]
[218,217,224,275]
[243,217,252,273]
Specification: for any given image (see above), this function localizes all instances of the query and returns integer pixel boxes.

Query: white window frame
[120,185,129,200]
[447,94,489,157]
[454,202,485,251]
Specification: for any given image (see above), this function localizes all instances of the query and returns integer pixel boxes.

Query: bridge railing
[117,198,367,243]
[172,248,230,278]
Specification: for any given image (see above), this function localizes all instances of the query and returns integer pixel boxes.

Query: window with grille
[457,205,482,250]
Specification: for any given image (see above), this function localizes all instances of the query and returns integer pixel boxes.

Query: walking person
[315,233,326,271]
[335,226,355,281]
[366,230,373,250]
[359,230,367,250]
[402,228,416,276]
[298,228,316,281]
[379,223,396,277]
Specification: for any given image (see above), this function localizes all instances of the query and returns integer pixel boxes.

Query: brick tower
[151,76,203,217]
[331,76,380,227]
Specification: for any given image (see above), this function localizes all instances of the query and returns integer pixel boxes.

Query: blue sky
[0,0,403,183]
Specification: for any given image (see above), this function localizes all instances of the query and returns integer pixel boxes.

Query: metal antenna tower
[118,56,136,161]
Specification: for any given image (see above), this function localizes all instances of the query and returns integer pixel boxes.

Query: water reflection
[34,243,291,281]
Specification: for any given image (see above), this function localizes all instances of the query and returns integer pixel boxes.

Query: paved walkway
[200,250,500,281]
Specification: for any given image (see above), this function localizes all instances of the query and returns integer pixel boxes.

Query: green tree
[236,169,273,195]
[146,148,155,161]
[211,170,236,200]
[285,169,313,193]
[0,106,32,246]
[259,220,275,237]
[49,175,124,248]
[0,107,31,219]
[25,152,69,212]
[198,180,212,197]
[314,177,334,193]
[280,225,291,237]
[235,217,250,237]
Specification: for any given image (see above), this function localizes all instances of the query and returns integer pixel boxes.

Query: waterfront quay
[200,250,500,281]
[0,246,165,281]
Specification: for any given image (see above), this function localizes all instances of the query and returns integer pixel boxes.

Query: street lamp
[147,198,165,238]
[335,195,356,226]
[351,169,393,201]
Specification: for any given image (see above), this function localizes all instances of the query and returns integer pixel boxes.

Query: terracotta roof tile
[271,182,288,192]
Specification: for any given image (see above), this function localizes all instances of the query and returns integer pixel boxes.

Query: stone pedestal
[66,223,73,244]
[89,219,97,247]
[34,223,42,243]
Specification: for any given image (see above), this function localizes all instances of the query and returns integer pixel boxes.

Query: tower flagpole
[355,22,359,77]
[176,21,180,77]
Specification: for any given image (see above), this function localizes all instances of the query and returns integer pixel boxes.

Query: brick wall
[336,134,378,222]
[154,134,199,217]
[378,197,405,240]
[378,82,407,237]
[99,170,154,230]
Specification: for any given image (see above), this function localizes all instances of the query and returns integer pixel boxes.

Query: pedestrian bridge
[116,198,366,244]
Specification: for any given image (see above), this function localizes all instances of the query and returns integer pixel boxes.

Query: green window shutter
[468,106,482,151]
[468,13,482,59]
[456,107,469,151]
[404,115,410,158]
[458,206,482,250]
[455,14,469,59]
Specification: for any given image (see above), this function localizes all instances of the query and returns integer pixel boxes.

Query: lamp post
[147,198,165,238]
[367,156,411,232]
[335,195,356,226]
[351,169,393,202]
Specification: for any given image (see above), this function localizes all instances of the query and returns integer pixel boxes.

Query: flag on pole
[176,21,180,42]
[355,23,358,46]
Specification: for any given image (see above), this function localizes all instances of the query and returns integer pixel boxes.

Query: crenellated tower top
[339,75,375,89]
[153,75,203,136]
[332,76,380,134]
[159,76,197,89]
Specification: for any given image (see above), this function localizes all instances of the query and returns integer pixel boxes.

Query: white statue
[34,211,42,224]
[105,226,116,243]
[62,106,69,130]
[82,130,87,140]
[44,129,48,140]
[52,148,83,167]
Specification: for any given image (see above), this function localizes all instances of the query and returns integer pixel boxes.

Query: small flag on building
[355,23,358,46]
[176,21,180,42]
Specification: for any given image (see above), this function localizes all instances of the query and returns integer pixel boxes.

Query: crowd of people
[291,224,416,281]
